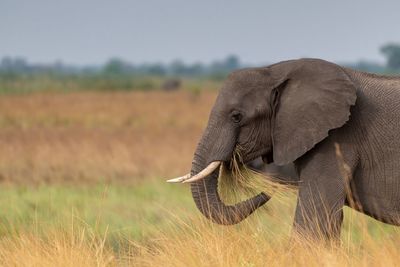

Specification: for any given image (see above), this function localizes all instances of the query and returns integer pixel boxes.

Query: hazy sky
[1,0,399,65]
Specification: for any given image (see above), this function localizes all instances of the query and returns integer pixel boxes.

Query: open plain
[0,90,399,266]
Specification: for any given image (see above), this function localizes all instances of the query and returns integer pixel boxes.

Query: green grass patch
[0,74,222,94]
[0,179,398,252]
[0,180,195,240]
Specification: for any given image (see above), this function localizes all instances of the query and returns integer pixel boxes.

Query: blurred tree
[0,57,28,73]
[209,54,241,76]
[380,43,400,70]
[103,58,132,75]
[347,61,385,74]
[170,60,186,75]
[184,63,205,76]
[147,64,166,76]
[224,54,240,71]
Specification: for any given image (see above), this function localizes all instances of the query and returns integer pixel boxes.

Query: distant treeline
[0,43,399,93]
[0,55,242,93]
[1,45,400,78]
[0,55,243,79]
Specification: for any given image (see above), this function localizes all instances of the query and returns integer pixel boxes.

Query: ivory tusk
[182,161,221,183]
[166,173,191,183]
[166,161,222,184]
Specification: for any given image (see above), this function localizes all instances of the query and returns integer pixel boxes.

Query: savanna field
[0,87,399,266]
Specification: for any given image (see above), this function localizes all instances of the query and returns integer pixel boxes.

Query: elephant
[247,159,298,184]
[167,58,400,240]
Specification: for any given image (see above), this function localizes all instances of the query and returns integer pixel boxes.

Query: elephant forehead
[219,74,269,103]
[224,70,268,90]
[215,86,268,113]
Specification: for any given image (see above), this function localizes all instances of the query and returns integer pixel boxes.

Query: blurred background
[0,0,399,264]
[1,0,400,182]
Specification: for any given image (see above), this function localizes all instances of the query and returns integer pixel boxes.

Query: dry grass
[131,215,400,267]
[1,200,399,267]
[165,150,398,267]
[218,151,295,205]
[0,90,399,266]
[0,91,216,184]
[0,226,116,267]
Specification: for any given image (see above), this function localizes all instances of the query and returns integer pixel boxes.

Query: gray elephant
[247,159,298,184]
[168,58,400,240]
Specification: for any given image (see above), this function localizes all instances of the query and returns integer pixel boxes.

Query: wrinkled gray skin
[190,58,400,240]
[247,159,298,184]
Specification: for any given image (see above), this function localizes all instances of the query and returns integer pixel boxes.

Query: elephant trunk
[190,144,270,225]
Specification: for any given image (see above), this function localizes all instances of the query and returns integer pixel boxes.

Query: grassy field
[0,90,399,266]
[0,90,216,183]
[0,74,222,94]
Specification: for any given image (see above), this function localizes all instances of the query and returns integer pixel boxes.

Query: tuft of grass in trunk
[218,149,296,207]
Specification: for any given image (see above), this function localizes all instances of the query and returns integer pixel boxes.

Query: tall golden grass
[0,227,115,267]
[131,215,400,267]
[1,193,399,267]
[0,91,216,184]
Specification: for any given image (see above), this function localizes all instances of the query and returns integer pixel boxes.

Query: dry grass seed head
[218,148,295,206]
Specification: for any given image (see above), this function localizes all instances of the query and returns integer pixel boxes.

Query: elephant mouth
[231,149,273,172]
[167,148,274,184]
[239,148,274,166]
[261,152,273,164]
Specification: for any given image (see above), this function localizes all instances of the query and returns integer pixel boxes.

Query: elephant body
[335,70,400,224]
[172,59,400,240]
[292,70,400,236]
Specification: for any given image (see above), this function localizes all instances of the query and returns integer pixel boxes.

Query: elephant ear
[270,59,357,166]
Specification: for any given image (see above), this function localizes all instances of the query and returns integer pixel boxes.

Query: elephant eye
[231,111,242,123]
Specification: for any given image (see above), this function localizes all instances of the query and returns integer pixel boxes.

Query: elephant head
[169,58,357,225]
